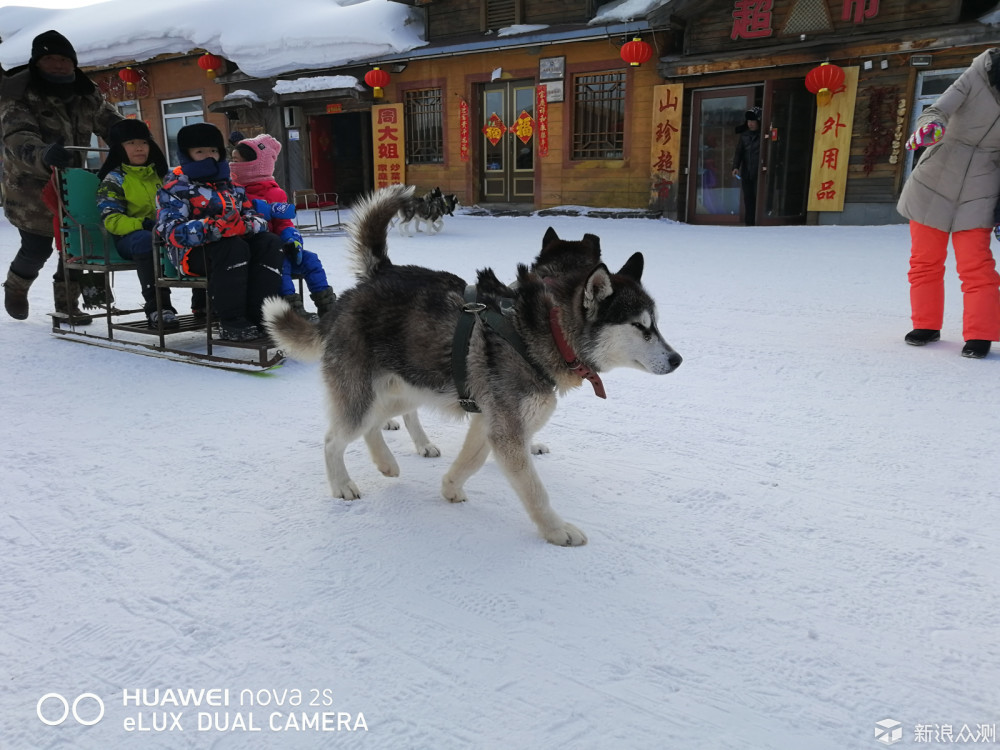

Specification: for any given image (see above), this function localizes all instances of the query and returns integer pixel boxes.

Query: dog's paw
[383,419,401,431]
[543,523,588,547]
[530,442,550,455]
[418,443,441,458]
[333,482,362,501]
[441,478,467,503]
[376,458,400,477]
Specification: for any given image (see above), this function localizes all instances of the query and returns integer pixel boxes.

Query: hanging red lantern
[620,37,653,67]
[197,53,224,79]
[118,66,141,93]
[365,67,391,98]
[805,62,845,106]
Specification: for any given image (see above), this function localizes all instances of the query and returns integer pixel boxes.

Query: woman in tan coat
[897,48,1000,359]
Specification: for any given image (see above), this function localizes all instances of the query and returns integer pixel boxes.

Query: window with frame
[571,71,626,160]
[404,88,444,164]
[161,97,205,166]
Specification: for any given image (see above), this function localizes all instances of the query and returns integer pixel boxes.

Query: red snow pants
[908,221,1000,341]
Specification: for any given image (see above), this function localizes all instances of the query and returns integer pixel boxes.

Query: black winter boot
[961,340,991,359]
[53,280,93,326]
[3,269,33,320]
[904,329,940,346]
[310,287,337,318]
[284,293,319,323]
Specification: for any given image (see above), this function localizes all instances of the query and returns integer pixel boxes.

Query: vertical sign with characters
[536,85,549,157]
[459,98,470,162]
[807,66,859,212]
[650,84,683,211]
[372,104,405,189]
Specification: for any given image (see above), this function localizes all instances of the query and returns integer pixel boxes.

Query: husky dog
[397,186,456,236]
[263,184,681,546]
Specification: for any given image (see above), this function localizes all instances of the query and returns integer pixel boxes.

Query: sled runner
[50,159,284,372]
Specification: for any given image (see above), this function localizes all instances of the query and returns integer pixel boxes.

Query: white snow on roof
[590,0,670,24]
[222,89,263,102]
[496,24,549,37]
[0,0,427,78]
[273,75,363,94]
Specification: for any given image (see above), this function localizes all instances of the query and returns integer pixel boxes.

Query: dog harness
[451,284,605,413]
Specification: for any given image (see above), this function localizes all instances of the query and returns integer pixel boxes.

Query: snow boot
[284,292,319,323]
[218,318,261,342]
[3,269,33,320]
[310,287,337,318]
[961,340,990,359]
[53,280,93,326]
[904,329,940,346]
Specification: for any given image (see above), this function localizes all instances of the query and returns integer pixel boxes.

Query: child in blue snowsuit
[155,123,284,341]
[229,133,336,321]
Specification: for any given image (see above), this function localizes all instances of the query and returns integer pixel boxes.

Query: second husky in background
[263,184,682,546]
[397,186,459,236]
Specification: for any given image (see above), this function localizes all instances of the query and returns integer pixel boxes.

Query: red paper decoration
[365,67,391,98]
[620,37,653,67]
[118,66,141,93]
[805,63,846,106]
[197,53,224,79]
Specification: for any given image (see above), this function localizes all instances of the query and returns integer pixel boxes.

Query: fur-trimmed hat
[177,123,226,159]
[744,107,762,122]
[97,118,168,180]
[229,133,281,185]
[30,30,77,66]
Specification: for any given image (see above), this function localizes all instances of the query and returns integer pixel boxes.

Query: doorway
[307,112,370,205]
[479,80,537,204]
[686,81,814,225]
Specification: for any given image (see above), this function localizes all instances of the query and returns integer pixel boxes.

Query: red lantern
[805,62,845,106]
[118,66,141,93]
[197,53,224,79]
[620,37,653,67]
[365,67,391,98]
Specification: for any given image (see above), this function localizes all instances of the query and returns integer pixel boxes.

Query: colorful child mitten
[905,122,944,151]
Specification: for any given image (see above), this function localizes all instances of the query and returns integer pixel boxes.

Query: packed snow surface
[2,210,998,749]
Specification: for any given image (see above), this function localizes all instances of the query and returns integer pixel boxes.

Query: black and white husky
[263,184,681,546]
[397,186,458,236]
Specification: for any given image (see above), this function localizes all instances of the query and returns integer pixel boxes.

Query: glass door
[480,80,537,203]
[686,88,755,225]
[759,78,815,225]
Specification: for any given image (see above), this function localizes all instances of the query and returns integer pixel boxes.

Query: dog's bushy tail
[261,297,324,362]
[348,184,416,282]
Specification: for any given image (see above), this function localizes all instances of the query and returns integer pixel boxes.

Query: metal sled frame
[50,162,284,372]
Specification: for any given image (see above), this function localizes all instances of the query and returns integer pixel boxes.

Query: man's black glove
[41,142,72,169]
[141,218,155,231]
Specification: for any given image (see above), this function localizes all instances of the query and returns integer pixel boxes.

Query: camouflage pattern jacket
[0,66,122,236]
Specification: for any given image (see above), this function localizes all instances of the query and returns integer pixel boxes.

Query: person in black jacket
[731,108,762,226]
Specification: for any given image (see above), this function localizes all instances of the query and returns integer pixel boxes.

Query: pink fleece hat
[230,133,281,185]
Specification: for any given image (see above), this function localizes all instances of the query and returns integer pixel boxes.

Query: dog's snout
[669,351,683,370]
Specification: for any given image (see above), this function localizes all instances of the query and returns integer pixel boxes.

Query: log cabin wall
[663,0,999,224]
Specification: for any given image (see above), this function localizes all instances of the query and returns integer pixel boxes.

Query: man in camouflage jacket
[0,30,122,322]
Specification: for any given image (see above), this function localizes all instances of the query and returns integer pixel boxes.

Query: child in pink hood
[230,133,335,320]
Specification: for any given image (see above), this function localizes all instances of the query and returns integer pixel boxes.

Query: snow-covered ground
[2,209,998,749]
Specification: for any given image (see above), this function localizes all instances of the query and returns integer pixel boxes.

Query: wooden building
[85,0,1000,225]
[655,0,1000,225]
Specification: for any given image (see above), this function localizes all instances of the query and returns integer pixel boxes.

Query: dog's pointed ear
[582,233,601,255]
[617,252,644,282]
[583,264,614,318]
[543,227,559,248]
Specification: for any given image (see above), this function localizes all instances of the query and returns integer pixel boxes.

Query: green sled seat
[59,168,129,265]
